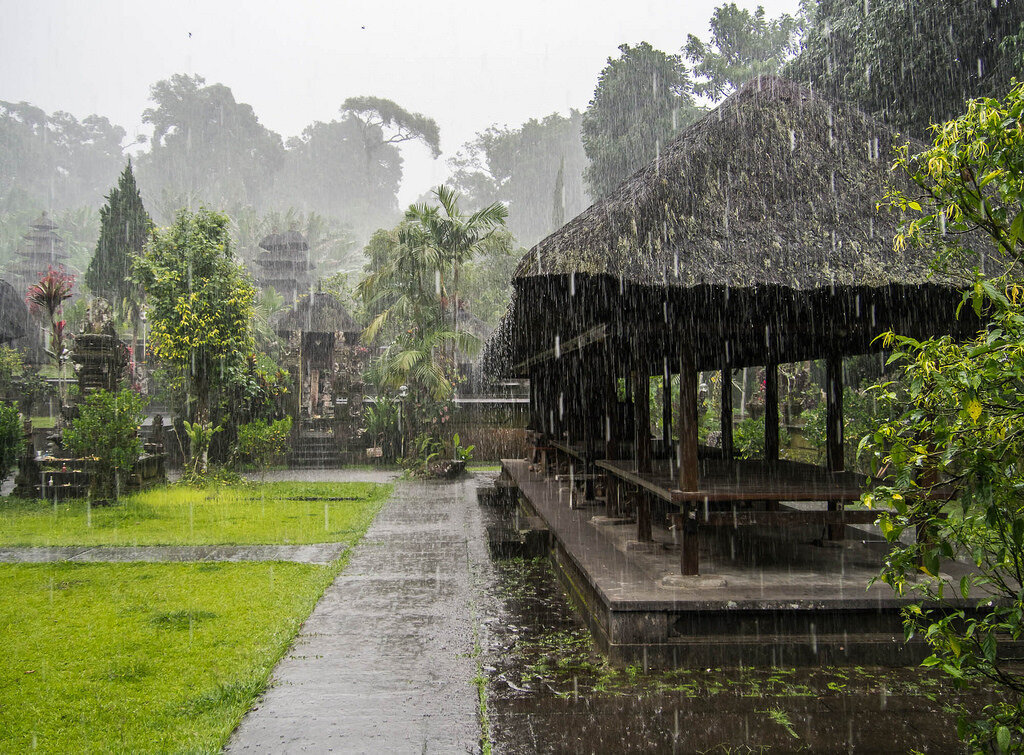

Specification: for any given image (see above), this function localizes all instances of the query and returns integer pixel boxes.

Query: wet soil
[480,511,998,753]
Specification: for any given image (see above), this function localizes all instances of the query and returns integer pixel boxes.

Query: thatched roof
[29,212,57,232]
[275,291,360,334]
[258,231,309,253]
[486,76,983,377]
[0,279,28,343]
[518,76,959,287]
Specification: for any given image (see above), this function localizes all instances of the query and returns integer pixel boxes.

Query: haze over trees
[447,111,590,247]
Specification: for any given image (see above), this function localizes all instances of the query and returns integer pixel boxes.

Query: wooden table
[595,458,879,575]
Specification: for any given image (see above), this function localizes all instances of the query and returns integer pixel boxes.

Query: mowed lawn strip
[0,560,341,754]
[0,481,391,546]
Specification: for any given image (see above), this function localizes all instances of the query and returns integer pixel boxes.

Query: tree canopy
[138,74,285,210]
[685,3,803,101]
[581,42,701,199]
[86,160,152,319]
[448,111,590,246]
[134,208,257,468]
[790,0,1024,137]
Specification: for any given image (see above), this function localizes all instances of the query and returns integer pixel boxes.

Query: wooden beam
[678,343,699,491]
[510,323,607,373]
[720,360,733,460]
[764,361,779,464]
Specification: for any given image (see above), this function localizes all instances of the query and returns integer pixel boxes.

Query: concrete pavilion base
[497,459,983,669]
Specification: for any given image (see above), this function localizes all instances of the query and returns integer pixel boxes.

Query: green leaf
[996,725,1010,753]
[1009,209,1024,248]
[959,575,971,599]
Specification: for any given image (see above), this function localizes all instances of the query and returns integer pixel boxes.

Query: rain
[1,0,1024,752]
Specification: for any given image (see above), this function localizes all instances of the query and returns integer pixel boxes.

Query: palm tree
[357,185,506,403]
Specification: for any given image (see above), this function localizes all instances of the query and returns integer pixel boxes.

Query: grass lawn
[0,560,340,753]
[0,481,392,546]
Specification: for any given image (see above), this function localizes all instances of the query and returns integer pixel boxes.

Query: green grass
[0,481,392,546]
[0,560,342,753]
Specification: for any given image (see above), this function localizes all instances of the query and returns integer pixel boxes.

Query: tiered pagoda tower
[7,212,70,295]
[254,231,314,305]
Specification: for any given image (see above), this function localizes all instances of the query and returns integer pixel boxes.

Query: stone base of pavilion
[500,458,963,669]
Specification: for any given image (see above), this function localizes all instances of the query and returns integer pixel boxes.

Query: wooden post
[720,360,733,460]
[604,351,619,461]
[826,354,845,540]
[662,359,673,451]
[678,343,699,492]
[681,507,700,575]
[634,367,652,473]
[764,361,779,465]
[636,490,652,542]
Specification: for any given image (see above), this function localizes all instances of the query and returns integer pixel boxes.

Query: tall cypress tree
[87,160,152,317]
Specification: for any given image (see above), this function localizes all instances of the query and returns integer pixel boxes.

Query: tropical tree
[358,186,506,409]
[790,0,1024,137]
[134,208,257,472]
[863,82,1024,750]
[447,111,590,246]
[86,160,152,358]
[581,43,702,199]
[685,2,803,101]
[138,74,284,209]
[26,265,74,403]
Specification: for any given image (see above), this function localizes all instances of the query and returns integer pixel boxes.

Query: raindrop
[554,335,560,358]
[788,129,796,152]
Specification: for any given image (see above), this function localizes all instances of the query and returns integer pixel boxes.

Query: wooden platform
[498,458,997,668]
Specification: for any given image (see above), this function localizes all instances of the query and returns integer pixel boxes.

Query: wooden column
[764,361,779,465]
[826,354,845,540]
[720,361,733,460]
[634,367,652,473]
[636,491,652,542]
[603,357,619,461]
[678,344,698,491]
[662,359,673,450]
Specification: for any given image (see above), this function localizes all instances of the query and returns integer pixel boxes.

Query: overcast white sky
[1,0,802,204]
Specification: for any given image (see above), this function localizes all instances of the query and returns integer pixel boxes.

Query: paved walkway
[226,475,494,754]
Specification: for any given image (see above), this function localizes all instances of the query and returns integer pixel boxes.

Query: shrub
[234,417,292,479]
[62,389,146,501]
[0,402,24,488]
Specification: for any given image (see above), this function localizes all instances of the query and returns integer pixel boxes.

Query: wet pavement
[225,474,495,753]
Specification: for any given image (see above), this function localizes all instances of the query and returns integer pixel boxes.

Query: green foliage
[135,207,258,467]
[234,417,292,476]
[0,402,23,488]
[581,42,702,199]
[359,186,506,407]
[0,346,22,399]
[404,433,443,477]
[62,389,146,501]
[452,432,475,462]
[790,0,1023,137]
[863,82,1024,749]
[363,400,401,462]
[685,2,803,101]
[181,421,221,477]
[86,160,152,318]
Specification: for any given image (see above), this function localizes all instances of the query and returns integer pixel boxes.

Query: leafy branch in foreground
[865,81,1024,751]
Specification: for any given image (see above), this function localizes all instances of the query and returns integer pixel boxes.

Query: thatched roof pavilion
[0,280,28,344]
[484,77,986,575]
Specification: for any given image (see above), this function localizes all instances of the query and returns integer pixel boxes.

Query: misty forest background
[2,0,1022,330]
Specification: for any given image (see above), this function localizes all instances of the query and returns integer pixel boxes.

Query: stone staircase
[288,433,342,469]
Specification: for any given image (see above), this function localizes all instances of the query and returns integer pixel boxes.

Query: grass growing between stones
[0,560,340,753]
[0,481,391,546]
